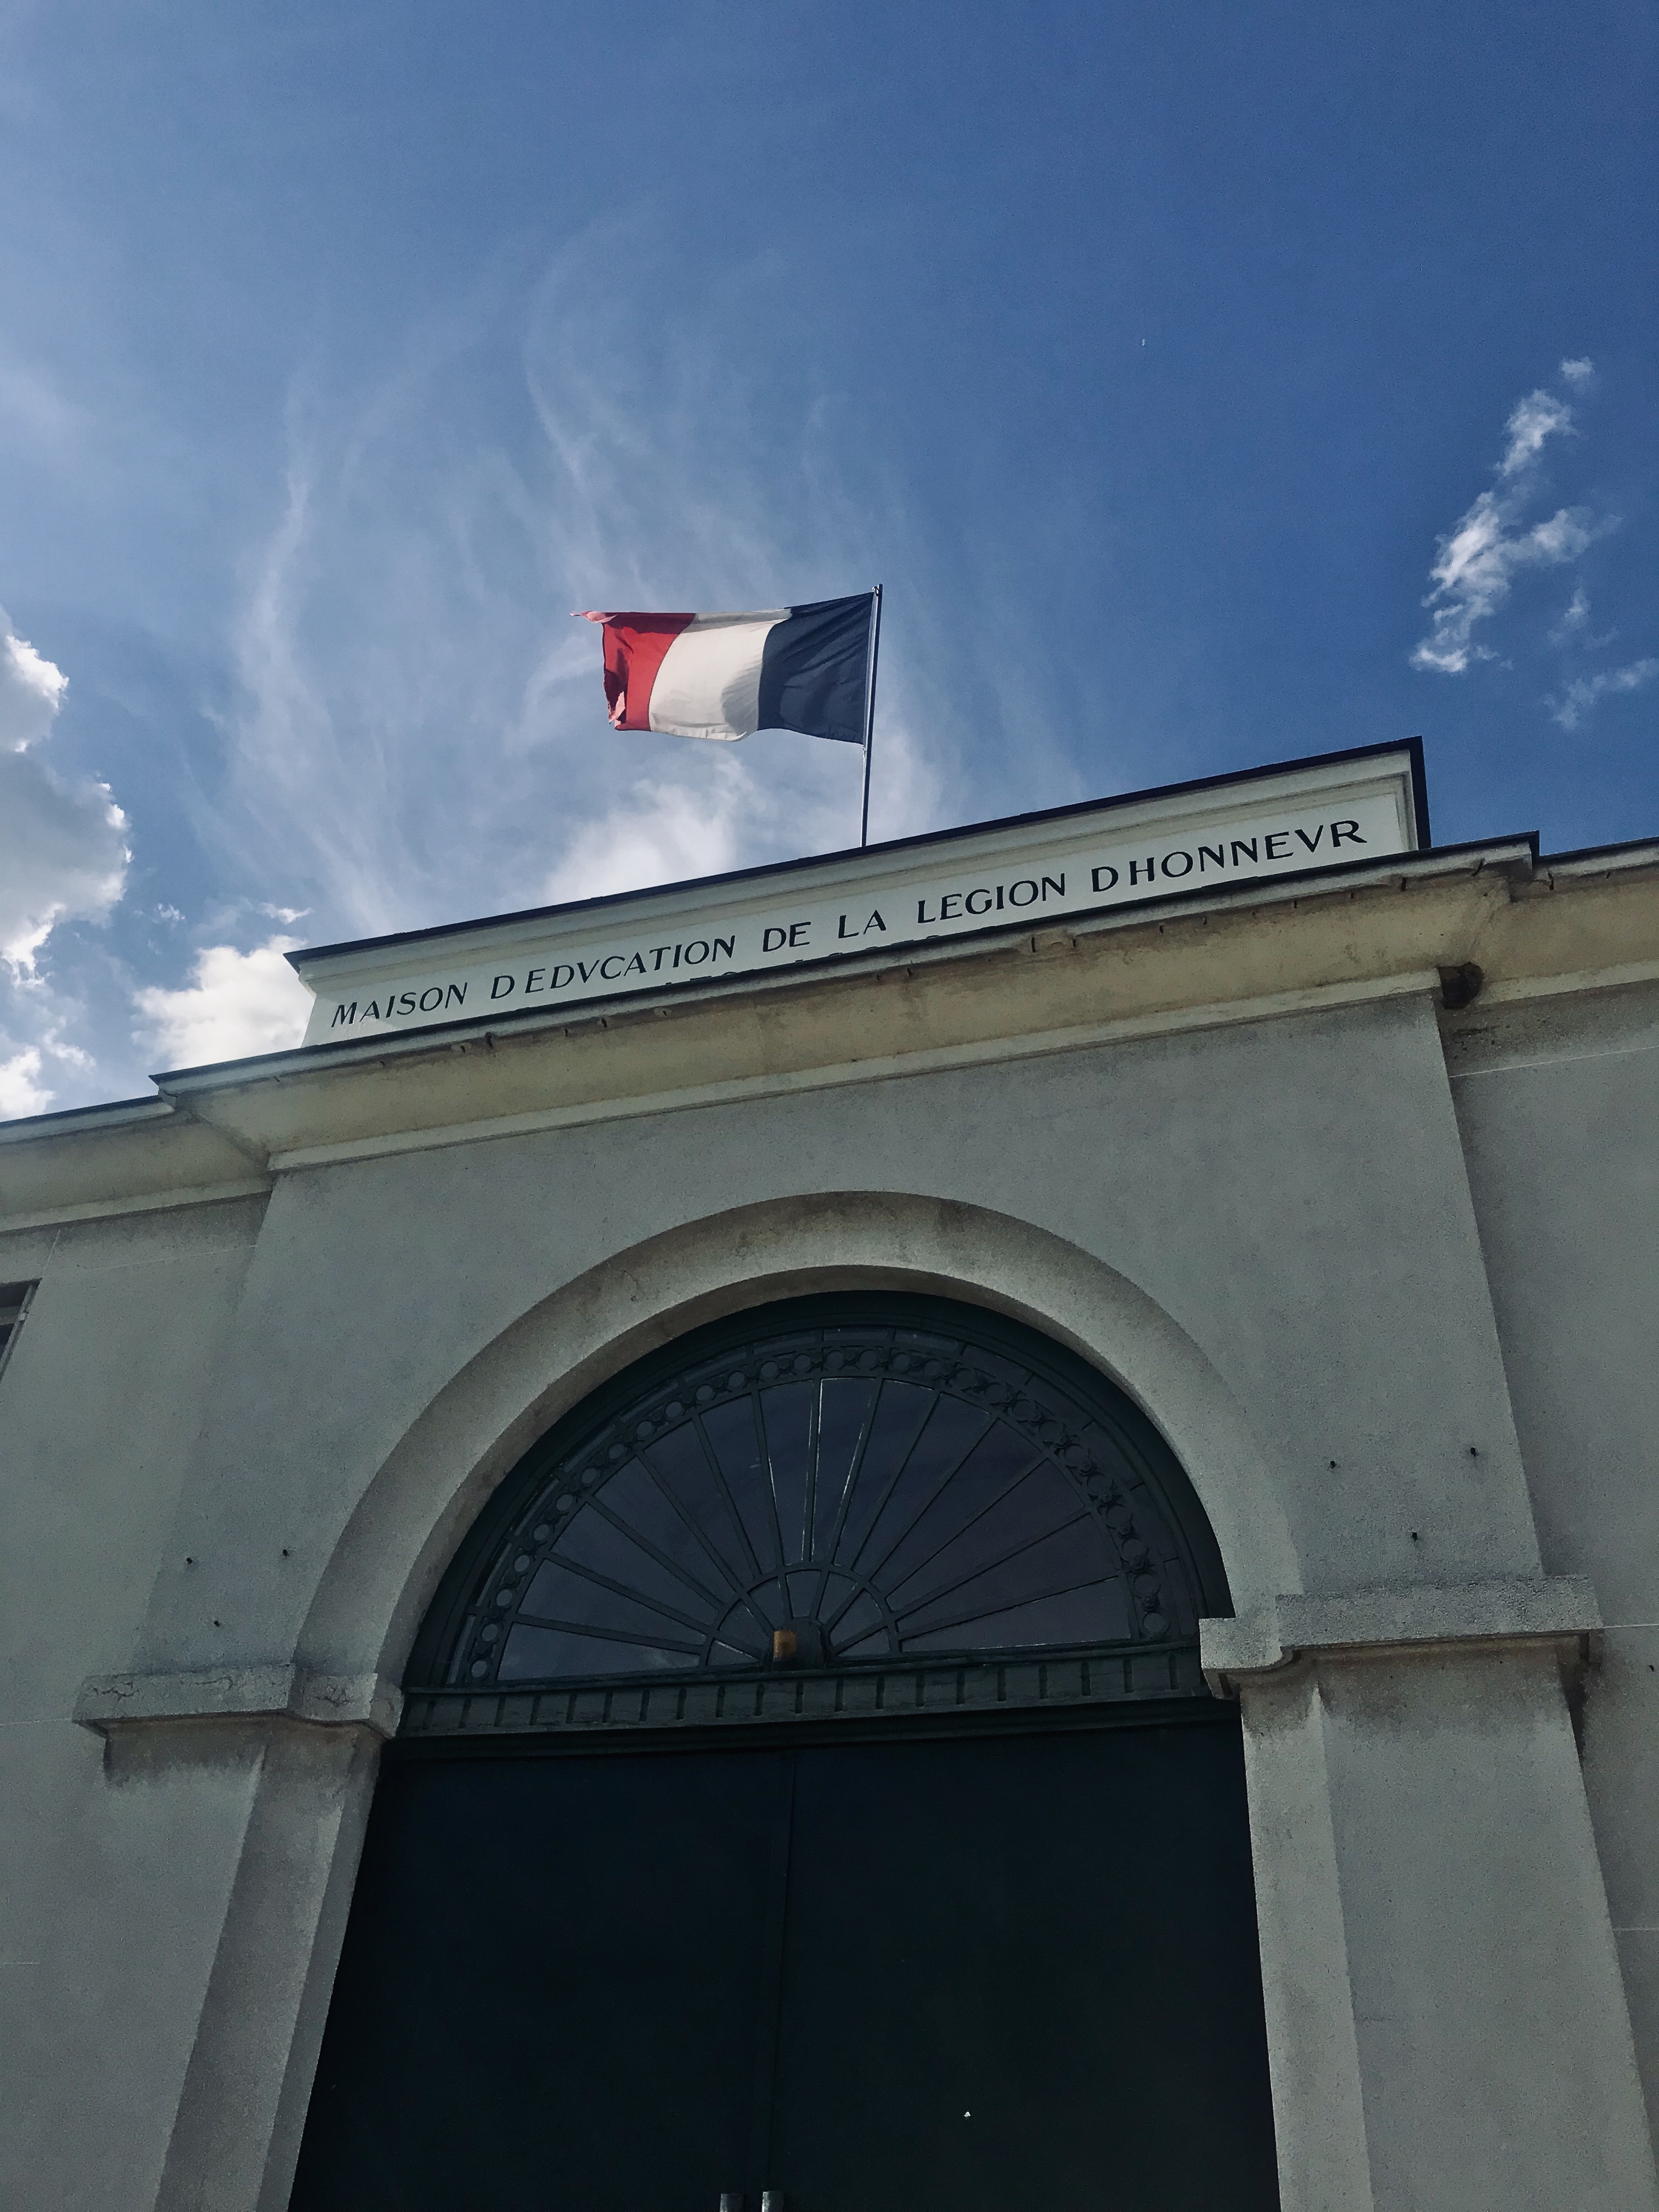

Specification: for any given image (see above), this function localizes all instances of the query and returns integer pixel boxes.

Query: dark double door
[290,1713,1279,2211]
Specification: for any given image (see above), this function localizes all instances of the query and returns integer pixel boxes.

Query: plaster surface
[0,1200,266,2210]
[129,992,1541,1711]
[1451,979,1659,2147]
[1242,1647,1655,2212]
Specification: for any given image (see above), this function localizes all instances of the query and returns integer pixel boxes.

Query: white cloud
[0,606,130,971]
[134,936,313,1069]
[544,770,749,905]
[1549,657,1659,733]
[1559,357,1595,388]
[0,751,131,970]
[1410,380,1605,676]
[1,617,69,749]
[0,1047,52,1119]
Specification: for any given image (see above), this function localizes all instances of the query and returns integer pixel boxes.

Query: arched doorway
[290,1294,1279,2211]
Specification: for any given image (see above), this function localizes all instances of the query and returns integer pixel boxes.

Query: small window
[0,1282,37,1381]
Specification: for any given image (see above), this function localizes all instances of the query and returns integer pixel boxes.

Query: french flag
[576,592,877,746]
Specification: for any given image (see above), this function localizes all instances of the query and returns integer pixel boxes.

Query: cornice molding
[3,833,1655,1234]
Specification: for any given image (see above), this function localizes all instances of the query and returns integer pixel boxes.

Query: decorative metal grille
[411,1299,1221,1732]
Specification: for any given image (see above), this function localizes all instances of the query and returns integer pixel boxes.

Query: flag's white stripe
[647,611,788,741]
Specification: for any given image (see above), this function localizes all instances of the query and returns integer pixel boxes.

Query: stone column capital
[1201,1573,1601,1697]
[73,1663,403,1740]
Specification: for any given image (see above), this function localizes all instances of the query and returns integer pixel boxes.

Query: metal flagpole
[859,583,883,849]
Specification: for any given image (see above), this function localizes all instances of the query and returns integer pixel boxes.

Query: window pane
[436,1304,1207,1692]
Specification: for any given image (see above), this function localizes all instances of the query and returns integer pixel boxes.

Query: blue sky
[1,0,1654,1112]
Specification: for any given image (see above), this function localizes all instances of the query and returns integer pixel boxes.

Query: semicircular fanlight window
[439,1304,1209,1689]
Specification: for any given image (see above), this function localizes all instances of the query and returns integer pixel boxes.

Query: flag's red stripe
[585,612,696,729]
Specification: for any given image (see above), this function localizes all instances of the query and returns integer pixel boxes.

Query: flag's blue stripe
[756,592,873,745]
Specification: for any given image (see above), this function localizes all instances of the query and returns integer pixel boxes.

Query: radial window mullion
[511,1611,704,1657]
[842,1392,953,1578]
[802,1378,822,1569]
[873,1447,1052,1605]
[893,1562,1111,1646]
[585,1485,734,1613]
[689,1409,768,1587]
[852,1409,995,1585]
[820,1576,905,1643]
[529,1550,715,1637]
[748,1387,793,1610]
[890,1508,1096,1630]
[806,1375,885,1618]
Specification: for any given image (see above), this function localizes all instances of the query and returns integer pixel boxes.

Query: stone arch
[294,1189,1300,1703]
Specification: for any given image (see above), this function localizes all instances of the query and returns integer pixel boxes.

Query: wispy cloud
[1546,585,1618,652]
[1548,585,1592,643]
[542,769,753,905]
[1410,375,1604,676]
[541,714,939,911]
[202,221,950,961]
[1496,389,1576,478]
[1549,657,1659,733]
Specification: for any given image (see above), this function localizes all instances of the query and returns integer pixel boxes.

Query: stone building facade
[2,742,1657,2210]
